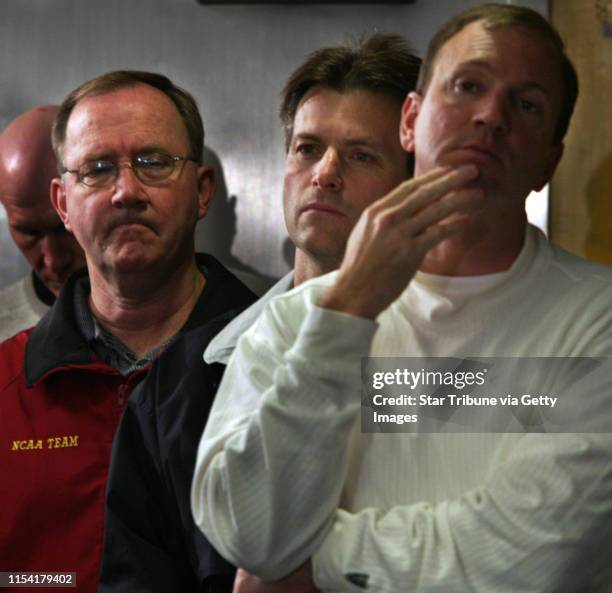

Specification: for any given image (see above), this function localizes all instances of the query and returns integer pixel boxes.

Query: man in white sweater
[194,4,612,593]
[0,106,86,340]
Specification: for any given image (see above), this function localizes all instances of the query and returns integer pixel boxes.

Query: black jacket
[99,257,257,593]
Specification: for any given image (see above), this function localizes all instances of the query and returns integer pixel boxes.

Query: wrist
[318,282,379,320]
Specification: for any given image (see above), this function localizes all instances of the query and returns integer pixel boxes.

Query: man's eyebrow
[75,145,170,163]
[135,145,170,154]
[454,59,553,96]
[343,138,386,151]
[77,151,115,163]
[291,133,320,143]
[292,132,385,151]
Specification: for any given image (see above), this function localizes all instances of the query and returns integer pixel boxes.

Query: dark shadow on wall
[585,150,612,267]
[195,146,279,294]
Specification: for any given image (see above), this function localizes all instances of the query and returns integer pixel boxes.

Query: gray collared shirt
[73,276,171,376]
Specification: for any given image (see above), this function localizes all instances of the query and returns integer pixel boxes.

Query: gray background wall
[0,0,545,289]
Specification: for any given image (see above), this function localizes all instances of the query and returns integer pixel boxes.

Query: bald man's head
[0,106,85,296]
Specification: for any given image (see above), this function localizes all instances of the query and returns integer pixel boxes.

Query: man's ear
[50,177,72,232]
[534,143,564,192]
[196,165,215,220]
[400,91,422,153]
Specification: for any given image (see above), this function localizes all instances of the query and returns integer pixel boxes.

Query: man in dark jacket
[0,71,255,593]
[100,34,420,593]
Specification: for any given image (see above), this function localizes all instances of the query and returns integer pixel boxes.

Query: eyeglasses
[62,152,199,189]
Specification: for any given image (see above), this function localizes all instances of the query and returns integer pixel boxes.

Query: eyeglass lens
[77,153,181,188]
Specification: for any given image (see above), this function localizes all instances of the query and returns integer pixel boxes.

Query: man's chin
[298,236,346,271]
[112,256,157,275]
[45,282,62,298]
[102,246,160,276]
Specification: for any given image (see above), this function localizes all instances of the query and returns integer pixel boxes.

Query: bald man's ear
[400,92,421,153]
[196,165,215,220]
[50,177,72,232]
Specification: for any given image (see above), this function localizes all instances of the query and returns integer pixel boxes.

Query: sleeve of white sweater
[312,432,612,593]
[191,290,378,580]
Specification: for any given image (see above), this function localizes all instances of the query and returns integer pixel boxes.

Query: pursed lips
[301,202,345,216]
[458,144,503,165]
[109,218,156,233]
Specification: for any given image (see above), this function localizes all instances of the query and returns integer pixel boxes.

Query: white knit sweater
[196,226,612,593]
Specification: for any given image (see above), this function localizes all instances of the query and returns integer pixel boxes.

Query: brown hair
[416,3,578,144]
[52,70,204,166]
[280,33,421,172]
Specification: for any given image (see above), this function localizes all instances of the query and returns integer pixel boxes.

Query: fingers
[369,163,483,243]
[373,164,479,216]
[406,187,483,235]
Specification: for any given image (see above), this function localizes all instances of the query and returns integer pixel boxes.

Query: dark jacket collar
[25,254,256,386]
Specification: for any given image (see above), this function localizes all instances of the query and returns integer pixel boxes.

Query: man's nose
[110,163,149,208]
[473,92,511,136]
[312,148,343,191]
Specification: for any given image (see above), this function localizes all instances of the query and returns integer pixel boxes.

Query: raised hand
[319,164,483,319]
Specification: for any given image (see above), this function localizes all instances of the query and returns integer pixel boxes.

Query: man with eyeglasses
[99,34,421,593]
[0,71,255,593]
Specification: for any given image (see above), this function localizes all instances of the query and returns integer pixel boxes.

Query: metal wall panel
[0,0,546,287]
